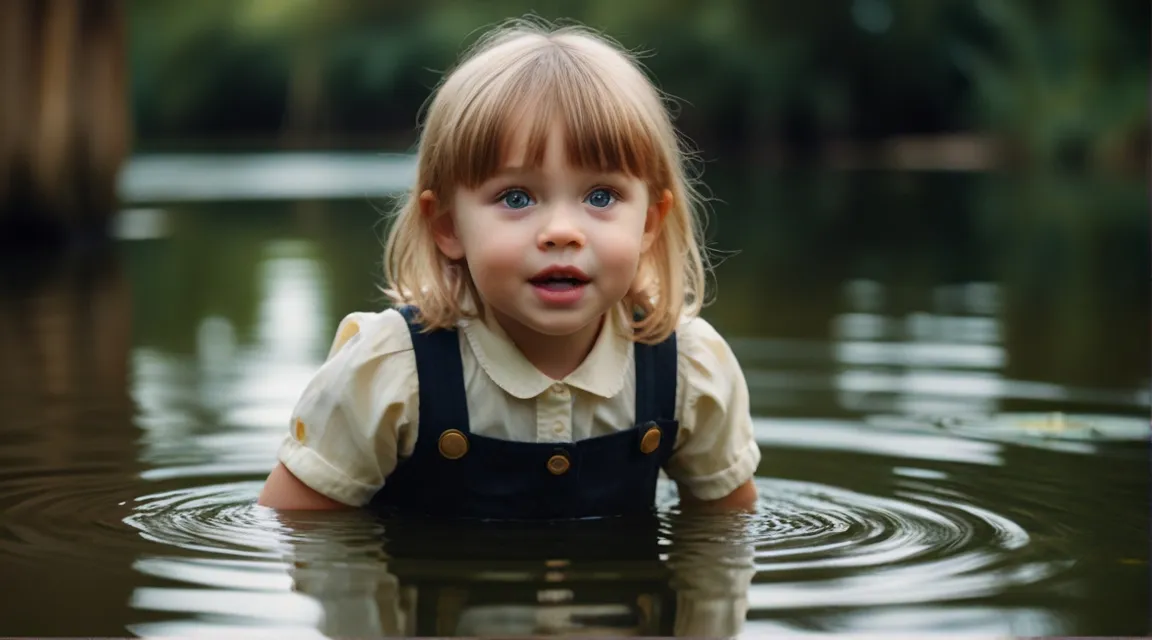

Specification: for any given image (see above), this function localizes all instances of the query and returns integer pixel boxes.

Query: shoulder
[675,314,744,385]
[672,314,750,421]
[326,307,414,362]
[298,307,418,409]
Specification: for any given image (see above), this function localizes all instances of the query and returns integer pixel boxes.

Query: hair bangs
[436,44,667,191]
[553,64,667,185]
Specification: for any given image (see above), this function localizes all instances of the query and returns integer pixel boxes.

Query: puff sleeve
[276,309,419,506]
[665,316,761,501]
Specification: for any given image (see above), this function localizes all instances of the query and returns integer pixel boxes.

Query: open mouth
[529,266,591,291]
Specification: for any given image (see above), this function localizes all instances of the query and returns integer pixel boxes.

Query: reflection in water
[0,249,143,636]
[0,250,133,438]
[254,240,329,363]
[120,483,754,637]
[282,512,752,637]
[0,169,1147,636]
[132,239,330,482]
[234,239,331,428]
[734,276,1146,420]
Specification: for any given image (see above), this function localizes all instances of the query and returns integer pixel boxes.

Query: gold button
[438,429,469,459]
[640,425,661,454]
[547,453,570,475]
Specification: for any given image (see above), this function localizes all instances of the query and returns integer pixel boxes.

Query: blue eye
[585,188,615,208]
[501,189,534,209]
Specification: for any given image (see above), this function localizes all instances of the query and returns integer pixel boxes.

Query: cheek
[595,232,646,278]
[460,229,525,283]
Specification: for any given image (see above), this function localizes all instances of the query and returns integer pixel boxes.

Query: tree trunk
[0,0,130,247]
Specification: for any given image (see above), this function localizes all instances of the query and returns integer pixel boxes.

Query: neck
[493,313,605,380]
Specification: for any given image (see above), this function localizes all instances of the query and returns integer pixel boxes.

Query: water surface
[0,166,1147,636]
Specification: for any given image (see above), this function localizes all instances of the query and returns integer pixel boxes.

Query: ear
[421,190,465,260]
[641,189,673,252]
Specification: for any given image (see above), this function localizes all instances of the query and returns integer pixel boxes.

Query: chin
[523,313,601,337]
[519,301,617,336]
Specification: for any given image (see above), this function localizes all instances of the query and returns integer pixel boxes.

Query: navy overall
[368,306,680,520]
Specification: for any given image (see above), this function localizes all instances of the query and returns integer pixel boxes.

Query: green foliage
[953,0,1148,169]
[128,0,1148,169]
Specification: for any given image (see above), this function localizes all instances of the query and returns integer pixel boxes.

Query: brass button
[438,429,469,459]
[640,425,661,454]
[547,453,570,475]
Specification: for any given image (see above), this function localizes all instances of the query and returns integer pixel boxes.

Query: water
[0,164,1147,636]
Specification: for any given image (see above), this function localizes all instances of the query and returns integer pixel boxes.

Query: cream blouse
[277,306,761,507]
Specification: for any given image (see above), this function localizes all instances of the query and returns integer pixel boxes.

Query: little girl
[258,18,760,518]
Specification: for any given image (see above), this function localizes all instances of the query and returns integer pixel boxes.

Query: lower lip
[531,282,587,305]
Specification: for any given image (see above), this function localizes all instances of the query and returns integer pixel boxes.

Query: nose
[537,206,585,250]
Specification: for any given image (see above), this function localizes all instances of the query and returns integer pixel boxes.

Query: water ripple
[0,415,1131,636]
[108,471,1071,619]
[656,476,1068,613]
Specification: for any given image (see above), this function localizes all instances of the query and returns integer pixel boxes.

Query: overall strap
[633,332,677,424]
[397,305,471,434]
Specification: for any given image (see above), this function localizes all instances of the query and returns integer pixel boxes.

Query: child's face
[431,121,664,343]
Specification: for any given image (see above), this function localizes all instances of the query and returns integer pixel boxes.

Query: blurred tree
[1,0,130,245]
[123,0,1148,171]
[953,0,1149,170]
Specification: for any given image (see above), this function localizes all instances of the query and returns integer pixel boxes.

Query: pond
[0,159,1147,636]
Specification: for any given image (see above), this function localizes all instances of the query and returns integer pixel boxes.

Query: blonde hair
[383,17,711,343]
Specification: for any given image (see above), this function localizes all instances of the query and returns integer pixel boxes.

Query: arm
[667,317,762,513]
[258,310,418,511]
[677,478,757,513]
[258,462,351,511]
